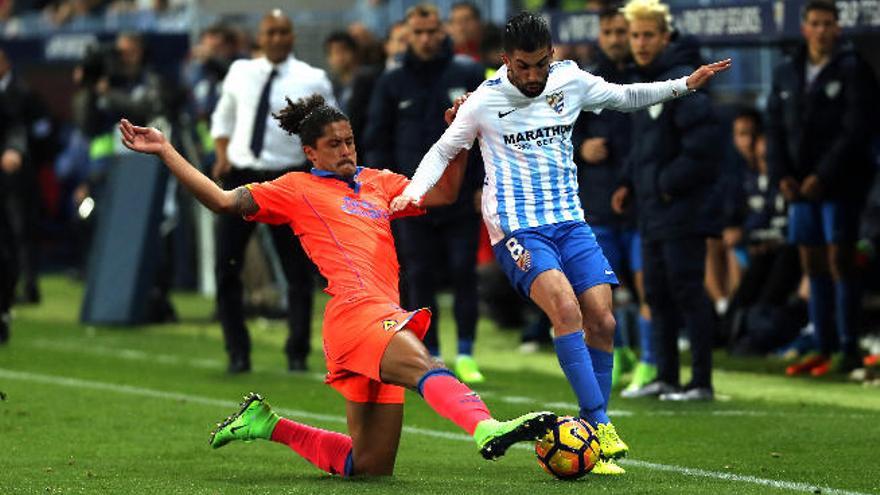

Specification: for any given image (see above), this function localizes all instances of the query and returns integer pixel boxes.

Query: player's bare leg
[623,271,658,396]
[578,283,615,352]
[380,329,555,459]
[529,270,627,465]
[345,401,403,476]
[577,283,628,471]
[529,270,584,339]
[787,246,832,376]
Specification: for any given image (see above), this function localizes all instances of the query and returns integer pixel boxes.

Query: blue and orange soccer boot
[210,392,281,448]
[474,411,557,460]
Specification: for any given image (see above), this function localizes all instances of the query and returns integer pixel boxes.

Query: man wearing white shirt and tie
[210,10,336,374]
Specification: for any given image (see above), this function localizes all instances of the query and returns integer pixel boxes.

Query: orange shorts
[322,293,432,404]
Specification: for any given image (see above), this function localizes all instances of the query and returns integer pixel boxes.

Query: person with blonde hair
[612,0,721,401]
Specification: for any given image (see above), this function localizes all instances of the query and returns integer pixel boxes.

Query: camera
[79,43,123,87]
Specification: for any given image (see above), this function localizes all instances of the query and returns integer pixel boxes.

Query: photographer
[70,32,177,321]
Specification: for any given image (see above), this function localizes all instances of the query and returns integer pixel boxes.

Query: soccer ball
[535,416,600,480]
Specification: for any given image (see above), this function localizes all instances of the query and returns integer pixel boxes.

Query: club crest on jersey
[546,91,564,113]
[382,319,399,331]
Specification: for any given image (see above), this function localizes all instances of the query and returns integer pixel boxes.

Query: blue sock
[554,331,609,426]
[834,278,860,355]
[457,339,474,356]
[588,346,613,412]
[638,315,655,365]
[808,275,834,354]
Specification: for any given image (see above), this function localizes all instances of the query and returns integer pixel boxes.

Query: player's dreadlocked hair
[273,94,348,147]
[503,11,551,54]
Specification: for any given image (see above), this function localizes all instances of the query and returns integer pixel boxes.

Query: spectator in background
[324,31,361,113]
[0,47,24,340]
[183,24,240,161]
[571,5,656,396]
[383,20,409,70]
[364,3,485,383]
[66,32,169,286]
[447,1,482,61]
[324,31,380,167]
[767,0,877,377]
[612,0,720,401]
[0,48,44,304]
[723,111,803,354]
[45,0,107,25]
[0,0,15,21]
[347,21,385,69]
[210,10,335,373]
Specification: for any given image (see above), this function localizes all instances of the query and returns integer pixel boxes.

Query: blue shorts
[788,201,859,246]
[592,225,642,274]
[492,221,619,299]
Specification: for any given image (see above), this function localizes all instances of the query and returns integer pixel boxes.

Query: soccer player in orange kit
[118,94,555,477]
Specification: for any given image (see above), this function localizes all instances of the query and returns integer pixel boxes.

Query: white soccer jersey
[404,60,691,245]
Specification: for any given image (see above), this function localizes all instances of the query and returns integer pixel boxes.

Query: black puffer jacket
[766,42,878,200]
[572,51,634,228]
[623,40,722,241]
[363,38,485,217]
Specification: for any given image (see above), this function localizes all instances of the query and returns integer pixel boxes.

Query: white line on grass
[23,339,878,420]
[0,368,873,495]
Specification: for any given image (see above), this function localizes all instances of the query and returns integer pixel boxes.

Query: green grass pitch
[1,277,878,494]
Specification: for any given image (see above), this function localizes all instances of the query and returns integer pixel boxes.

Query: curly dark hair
[273,94,349,147]
[503,11,551,54]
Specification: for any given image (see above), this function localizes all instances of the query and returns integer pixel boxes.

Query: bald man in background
[210,10,337,373]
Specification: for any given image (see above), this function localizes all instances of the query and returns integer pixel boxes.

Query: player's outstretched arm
[119,119,257,217]
[421,148,468,207]
[686,59,732,90]
[600,59,732,112]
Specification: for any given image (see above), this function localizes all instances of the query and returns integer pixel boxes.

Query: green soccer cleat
[455,355,486,384]
[473,411,557,460]
[595,422,629,459]
[623,362,657,394]
[209,392,281,449]
[612,347,637,384]
[591,458,626,475]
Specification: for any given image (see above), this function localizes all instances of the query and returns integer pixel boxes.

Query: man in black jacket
[767,0,877,377]
[0,48,23,342]
[611,0,720,401]
[572,6,656,397]
[364,3,486,383]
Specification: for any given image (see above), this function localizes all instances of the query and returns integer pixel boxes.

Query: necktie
[250,68,278,159]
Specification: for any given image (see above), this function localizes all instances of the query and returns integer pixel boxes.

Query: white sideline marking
[0,368,873,495]
[621,460,873,495]
[27,339,328,382]
[24,339,878,420]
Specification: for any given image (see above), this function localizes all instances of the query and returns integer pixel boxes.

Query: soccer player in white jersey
[391,11,730,475]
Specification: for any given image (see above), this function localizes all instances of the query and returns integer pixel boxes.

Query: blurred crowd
[1,0,879,387]
[0,0,191,26]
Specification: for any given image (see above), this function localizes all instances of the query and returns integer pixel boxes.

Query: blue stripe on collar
[311,166,362,192]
